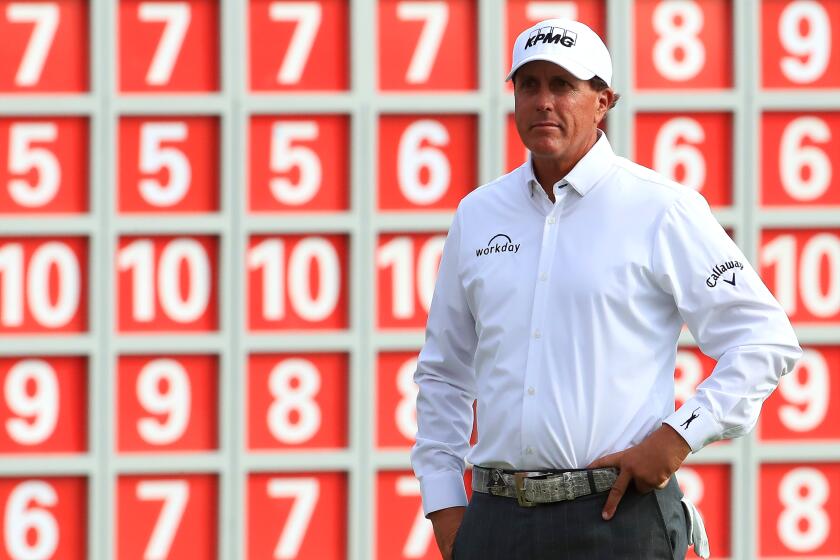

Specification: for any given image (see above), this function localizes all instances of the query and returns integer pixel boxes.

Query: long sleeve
[410,208,479,516]
[652,191,802,451]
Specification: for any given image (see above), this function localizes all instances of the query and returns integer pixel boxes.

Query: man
[410,18,801,560]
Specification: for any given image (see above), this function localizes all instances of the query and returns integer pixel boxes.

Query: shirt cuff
[419,470,469,517]
[663,399,723,452]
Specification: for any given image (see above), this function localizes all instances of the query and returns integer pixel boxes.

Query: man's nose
[534,87,553,111]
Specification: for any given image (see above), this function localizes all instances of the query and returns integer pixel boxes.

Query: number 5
[270,121,321,206]
[8,123,60,207]
[139,122,191,207]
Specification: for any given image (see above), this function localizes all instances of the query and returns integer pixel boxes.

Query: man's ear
[595,88,614,124]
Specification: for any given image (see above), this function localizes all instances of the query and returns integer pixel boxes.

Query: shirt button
[528,387,535,395]
[525,447,533,455]
[533,329,541,339]
[546,216,556,225]
[539,272,547,281]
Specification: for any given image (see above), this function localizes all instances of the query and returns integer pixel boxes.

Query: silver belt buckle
[485,469,507,497]
[513,473,536,507]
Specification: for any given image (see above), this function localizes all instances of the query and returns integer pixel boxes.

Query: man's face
[513,60,610,164]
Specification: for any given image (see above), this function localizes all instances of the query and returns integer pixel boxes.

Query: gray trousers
[452,475,688,560]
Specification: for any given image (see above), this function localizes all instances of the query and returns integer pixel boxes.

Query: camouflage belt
[472,465,618,507]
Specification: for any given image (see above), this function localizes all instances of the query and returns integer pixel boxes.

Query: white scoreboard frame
[0,1,838,559]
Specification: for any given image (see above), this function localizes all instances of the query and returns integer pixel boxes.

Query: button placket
[521,203,559,462]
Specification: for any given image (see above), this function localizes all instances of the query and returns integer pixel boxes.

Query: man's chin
[528,146,566,160]
[526,136,565,154]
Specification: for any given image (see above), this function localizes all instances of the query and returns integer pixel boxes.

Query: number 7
[396,476,434,558]
[526,1,578,21]
[268,478,319,559]
[271,2,322,84]
[136,480,189,560]
[397,1,448,84]
[138,2,191,85]
[6,3,59,87]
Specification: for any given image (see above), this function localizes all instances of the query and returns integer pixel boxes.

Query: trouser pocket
[653,478,689,560]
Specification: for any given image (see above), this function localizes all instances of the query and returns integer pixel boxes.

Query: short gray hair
[589,76,620,110]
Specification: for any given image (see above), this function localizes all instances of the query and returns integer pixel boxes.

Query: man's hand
[587,424,692,521]
[428,506,466,560]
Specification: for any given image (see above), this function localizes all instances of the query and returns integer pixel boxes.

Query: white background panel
[0,1,837,559]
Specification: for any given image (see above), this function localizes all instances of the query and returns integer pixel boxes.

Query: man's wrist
[428,505,466,522]
[659,423,692,460]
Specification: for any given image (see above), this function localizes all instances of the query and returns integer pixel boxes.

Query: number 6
[653,118,706,192]
[4,481,59,559]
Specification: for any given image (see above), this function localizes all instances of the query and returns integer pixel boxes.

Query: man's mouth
[531,121,561,129]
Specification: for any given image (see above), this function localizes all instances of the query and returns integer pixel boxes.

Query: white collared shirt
[411,133,802,516]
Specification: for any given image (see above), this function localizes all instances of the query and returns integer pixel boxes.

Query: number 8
[395,358,419,440]
[652,1,705,81]
[777,467,830,552]
[268,359,321,444]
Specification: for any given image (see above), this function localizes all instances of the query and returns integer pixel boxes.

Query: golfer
[410,18,801,560]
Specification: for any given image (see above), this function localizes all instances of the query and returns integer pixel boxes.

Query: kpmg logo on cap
[525,26,577,49]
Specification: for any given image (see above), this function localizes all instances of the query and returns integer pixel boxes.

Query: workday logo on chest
[476,234,520,257]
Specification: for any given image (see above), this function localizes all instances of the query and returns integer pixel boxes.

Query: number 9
[779,1,831,84]
[778,349,829,432]
[677,466,704,504]
[136,359,191,445]
[4,359,59,446]
[674,350,703,406]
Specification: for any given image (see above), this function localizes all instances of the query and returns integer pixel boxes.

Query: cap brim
[505,54,596,82]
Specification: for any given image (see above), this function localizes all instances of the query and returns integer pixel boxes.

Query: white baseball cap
[507,18,612,87]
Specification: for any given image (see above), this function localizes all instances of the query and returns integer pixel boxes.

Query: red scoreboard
[0,1,838,559]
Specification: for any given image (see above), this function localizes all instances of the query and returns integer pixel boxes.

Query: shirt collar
[524,131,614,198]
